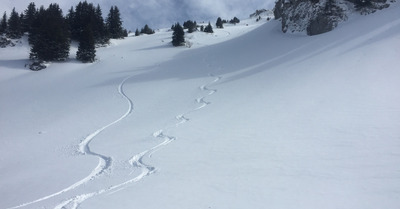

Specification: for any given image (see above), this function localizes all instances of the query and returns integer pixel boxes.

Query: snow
[1,4,400,209]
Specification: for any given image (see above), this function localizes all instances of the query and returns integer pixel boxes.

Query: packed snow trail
[53,73,222,209]
[8,75,135,209]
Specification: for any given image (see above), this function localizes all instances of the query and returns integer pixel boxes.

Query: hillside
[1,3,399,209]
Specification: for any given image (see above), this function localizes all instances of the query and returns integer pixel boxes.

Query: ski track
[9,73,221,209]
[8,75,135,209]
[149,73,221,157]
[52,73,222,209]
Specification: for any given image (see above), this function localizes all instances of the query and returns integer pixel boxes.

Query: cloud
[190,0,274,18]
[0,0,276,30]
[122,0,276,30]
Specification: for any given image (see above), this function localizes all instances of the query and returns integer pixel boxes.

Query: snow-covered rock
[249,9,274,19]
[274,0,391,35]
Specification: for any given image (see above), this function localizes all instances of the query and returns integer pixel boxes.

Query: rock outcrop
[274,0,391,36]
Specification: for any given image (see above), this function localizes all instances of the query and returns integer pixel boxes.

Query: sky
[0,0,276,30]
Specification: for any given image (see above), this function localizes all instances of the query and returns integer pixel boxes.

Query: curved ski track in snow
[8,75,135,209]
[53,73,222,209]
[195,74,220,111]
[150,73,221,157]
[11,74,221,209]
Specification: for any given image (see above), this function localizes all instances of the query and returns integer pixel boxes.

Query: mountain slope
[0,3,399,209]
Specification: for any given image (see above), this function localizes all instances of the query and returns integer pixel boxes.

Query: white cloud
[0,0,276,30]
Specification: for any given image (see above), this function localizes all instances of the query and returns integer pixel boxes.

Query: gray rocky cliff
[274,0,391,36]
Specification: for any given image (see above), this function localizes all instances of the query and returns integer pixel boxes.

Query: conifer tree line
[138,24,155,35]
[170,15,240,48]
[1,3,243,57]
[170,20,216,47]
[0,1,127,63]
[183,20,197,33]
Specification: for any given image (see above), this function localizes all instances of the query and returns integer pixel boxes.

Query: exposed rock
[351,0,390,14]
[250,9,274,18]
[307,0,348,35]
[274,0,390,36]
[274,0,348,35]
[29,61,47,71]
[250,9,268,18]
[250,9,275,22]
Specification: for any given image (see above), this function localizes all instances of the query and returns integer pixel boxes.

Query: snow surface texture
[1,4,400,209]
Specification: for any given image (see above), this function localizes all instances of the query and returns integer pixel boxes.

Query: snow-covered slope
[1,4,399,209]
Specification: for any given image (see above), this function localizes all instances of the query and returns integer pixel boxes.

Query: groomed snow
[1,5,399,209]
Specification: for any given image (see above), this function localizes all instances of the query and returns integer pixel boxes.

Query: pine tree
[204,22,213,33]
[29,6,44,46]
[140,24,155,35]
[65,6,76,39]
[72,1,92,41]
[22,2,37,33]
[183,20,197,33]
[19,13,24,27]
[183,20,190,29]
[193,21,197,31]
[172,23,185,47]
[229,17,240,24]
[188,21,197,33]
[94,4,109,44]
[77,25,96,63]
[106,6,124,39]
[0,12,7,35]
[7,8,23,39]
[123,29,128,37]
[216,17,223,29]
[67,2,109,45]
[30,4,70,61]
[135,28,140,36]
